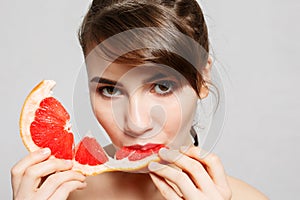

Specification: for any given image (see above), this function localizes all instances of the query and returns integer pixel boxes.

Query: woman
[11,0,268,199]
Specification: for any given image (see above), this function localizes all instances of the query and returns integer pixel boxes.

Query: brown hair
[78,0,209,96]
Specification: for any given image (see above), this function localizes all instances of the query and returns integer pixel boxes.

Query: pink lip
[124,143,166,151]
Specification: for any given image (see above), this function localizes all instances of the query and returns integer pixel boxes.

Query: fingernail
[41,148,51,155]
[78,182,87,190]
[64,159,73,166]
[148,162,164,171]
[82,181,87,186]
[180,146,189,152]
[158,148,168,155]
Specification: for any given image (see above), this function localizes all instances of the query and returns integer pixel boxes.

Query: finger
[149,173,182,200]
[11,148,51,194]
[36,171,86,199]
[180,146,229,188]
[48,181,87,200]
[18,158,73,195]
[148,162,198,199]
[159,148,216,193]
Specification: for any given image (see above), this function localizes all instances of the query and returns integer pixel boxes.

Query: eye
[151,80,175,95]
[98,86,122,97]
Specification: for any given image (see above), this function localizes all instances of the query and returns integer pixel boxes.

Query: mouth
[115,143,167,161]
[123,143,166,152]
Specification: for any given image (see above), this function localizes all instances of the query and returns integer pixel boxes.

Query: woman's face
[86,56,199,149]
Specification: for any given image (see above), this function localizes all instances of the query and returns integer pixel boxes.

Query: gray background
[1,0,299,199]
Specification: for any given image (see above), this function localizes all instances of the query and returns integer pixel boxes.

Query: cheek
[90,92,113,126]
[162,92,198,144]
[159,98,183,138]
[91,98,121,144]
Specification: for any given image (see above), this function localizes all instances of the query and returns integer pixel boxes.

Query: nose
[124,93,153,136]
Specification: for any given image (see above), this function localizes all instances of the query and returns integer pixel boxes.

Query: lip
[123,143,166,151]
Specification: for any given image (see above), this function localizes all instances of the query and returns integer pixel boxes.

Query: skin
[11,149,87,200]
[11,56,269,199]
[87,61,199,150]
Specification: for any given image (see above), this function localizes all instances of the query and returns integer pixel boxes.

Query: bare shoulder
[227,176,269,200]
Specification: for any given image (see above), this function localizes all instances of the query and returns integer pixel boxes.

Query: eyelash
[96,86,122,98]
[96,80,178,98]
[150,80,177,96]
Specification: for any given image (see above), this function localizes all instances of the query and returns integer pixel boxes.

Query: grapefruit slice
[20,80,74,159]
[19,80,165,176]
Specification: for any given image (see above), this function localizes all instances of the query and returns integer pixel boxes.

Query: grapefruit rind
[19,80,56,153]
[109,154,161,172]
[72,155,161,176]
[72,160,113,176]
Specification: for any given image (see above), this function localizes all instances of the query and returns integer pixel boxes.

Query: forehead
[86,53,186,82]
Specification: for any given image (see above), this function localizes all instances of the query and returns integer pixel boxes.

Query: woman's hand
[11,148,86,200]
[148,146,232,200]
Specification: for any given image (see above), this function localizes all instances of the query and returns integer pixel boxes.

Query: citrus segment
[75,136,109,165]
[30,97,74,159]
[115,147,132,160]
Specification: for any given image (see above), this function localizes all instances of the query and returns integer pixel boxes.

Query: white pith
[72,153,160,176]
[64,120,72,132]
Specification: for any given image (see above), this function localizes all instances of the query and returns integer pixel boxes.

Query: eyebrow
[90,77,123,87]
[142,73,168,84]
[90,73,172,86]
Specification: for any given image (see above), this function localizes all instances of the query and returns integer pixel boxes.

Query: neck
[106,171,160,197]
